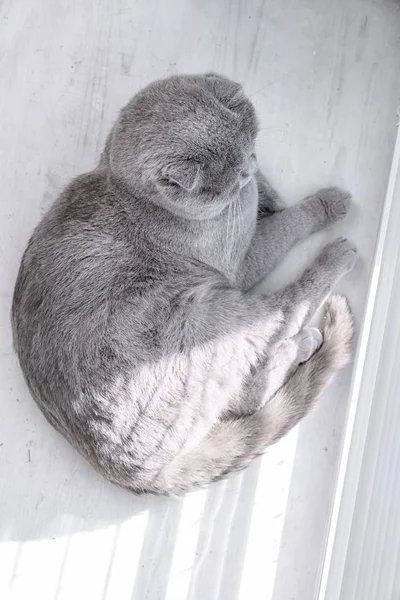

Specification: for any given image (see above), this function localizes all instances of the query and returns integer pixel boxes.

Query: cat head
[108,73,259,220]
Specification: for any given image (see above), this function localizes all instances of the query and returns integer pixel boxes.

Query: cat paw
[318,237,358,274]
[312,187,351,226]
[296,327,323,363]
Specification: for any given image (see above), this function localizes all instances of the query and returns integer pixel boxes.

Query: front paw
[308,187,351,227]
[318,237,358,274]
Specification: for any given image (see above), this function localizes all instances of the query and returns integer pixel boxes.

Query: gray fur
[12,74,357,495]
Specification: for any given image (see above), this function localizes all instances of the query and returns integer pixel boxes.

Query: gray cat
[12,73,357,495]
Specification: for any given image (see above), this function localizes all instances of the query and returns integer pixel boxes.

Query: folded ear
[161,160,200,191]
[204,73,244,109]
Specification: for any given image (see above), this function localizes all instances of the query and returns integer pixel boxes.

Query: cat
[12,73,357,495]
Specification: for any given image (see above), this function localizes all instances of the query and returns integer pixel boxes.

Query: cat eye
[239,172,252,188]
[160,177,180,188]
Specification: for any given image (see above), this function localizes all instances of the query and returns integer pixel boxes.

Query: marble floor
[1,1,400,599]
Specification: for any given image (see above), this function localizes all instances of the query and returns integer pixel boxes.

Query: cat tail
[152,295,354,495]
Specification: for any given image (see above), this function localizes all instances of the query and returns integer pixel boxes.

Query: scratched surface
[1,1,400,599]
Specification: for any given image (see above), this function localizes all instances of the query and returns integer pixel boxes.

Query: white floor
[1,1,400,599]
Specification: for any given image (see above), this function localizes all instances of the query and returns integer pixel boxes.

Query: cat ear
[161,160,200,191]
[204,73,244,110]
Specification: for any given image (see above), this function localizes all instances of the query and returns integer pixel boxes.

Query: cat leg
[230,327,323,416]
[199,237,356,420]
[269,236,357,339]
[228,236,355,416]
[256,170,286,216]
[238,187,351,290]
[255,296,353,447]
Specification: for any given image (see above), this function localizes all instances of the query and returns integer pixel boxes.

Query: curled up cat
[12,73,357,495]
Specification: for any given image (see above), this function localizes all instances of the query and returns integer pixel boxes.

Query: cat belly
[96,345,248,474]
